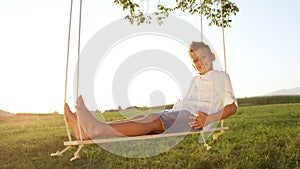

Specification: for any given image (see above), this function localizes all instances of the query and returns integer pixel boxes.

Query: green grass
[0,103,299,169]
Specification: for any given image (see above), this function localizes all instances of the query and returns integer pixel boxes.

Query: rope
[70,144,84,161]
[220,0,226,128]
[196,0,228,142]
[220,0,227,73]
[200,0,203,42]
[63,0,74,142]
[76,0,84,141]
[50,145,72,157]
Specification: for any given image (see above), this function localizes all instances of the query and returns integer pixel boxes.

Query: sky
[0,0,299,113]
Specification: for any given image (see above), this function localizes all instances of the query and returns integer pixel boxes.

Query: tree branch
[114,0,239,27]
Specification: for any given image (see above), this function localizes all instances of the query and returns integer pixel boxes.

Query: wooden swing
[51,0,230,161]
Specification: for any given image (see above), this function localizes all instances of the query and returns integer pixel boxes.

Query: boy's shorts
[156,110,201,133]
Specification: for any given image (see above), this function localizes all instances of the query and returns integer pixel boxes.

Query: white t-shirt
[173,70,237,117]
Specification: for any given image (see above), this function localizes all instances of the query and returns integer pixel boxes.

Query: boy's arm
[189,102,237,129]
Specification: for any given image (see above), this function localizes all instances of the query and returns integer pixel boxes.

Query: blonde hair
[188,41,213,57]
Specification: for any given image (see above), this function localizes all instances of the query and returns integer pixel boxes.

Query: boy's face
[190,49,215,75]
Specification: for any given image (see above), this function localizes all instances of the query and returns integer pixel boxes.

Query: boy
[65,41,237,140]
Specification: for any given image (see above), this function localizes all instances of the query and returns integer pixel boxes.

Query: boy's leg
[67,96,164,139]
[109,114,146,124]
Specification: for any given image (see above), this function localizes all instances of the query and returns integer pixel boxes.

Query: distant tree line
[237,95,300,106]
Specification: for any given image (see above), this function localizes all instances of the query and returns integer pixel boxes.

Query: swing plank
[64,127,229,146]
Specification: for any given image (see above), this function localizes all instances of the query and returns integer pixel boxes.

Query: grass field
[0,103,299,169]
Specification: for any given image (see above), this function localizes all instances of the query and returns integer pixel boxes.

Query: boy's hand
[189,111,208,129]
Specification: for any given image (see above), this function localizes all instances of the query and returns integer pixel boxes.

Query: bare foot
[75,95,104,125]
[76,95,87,110]
[75,96,106,138]
[64,103,90,140]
